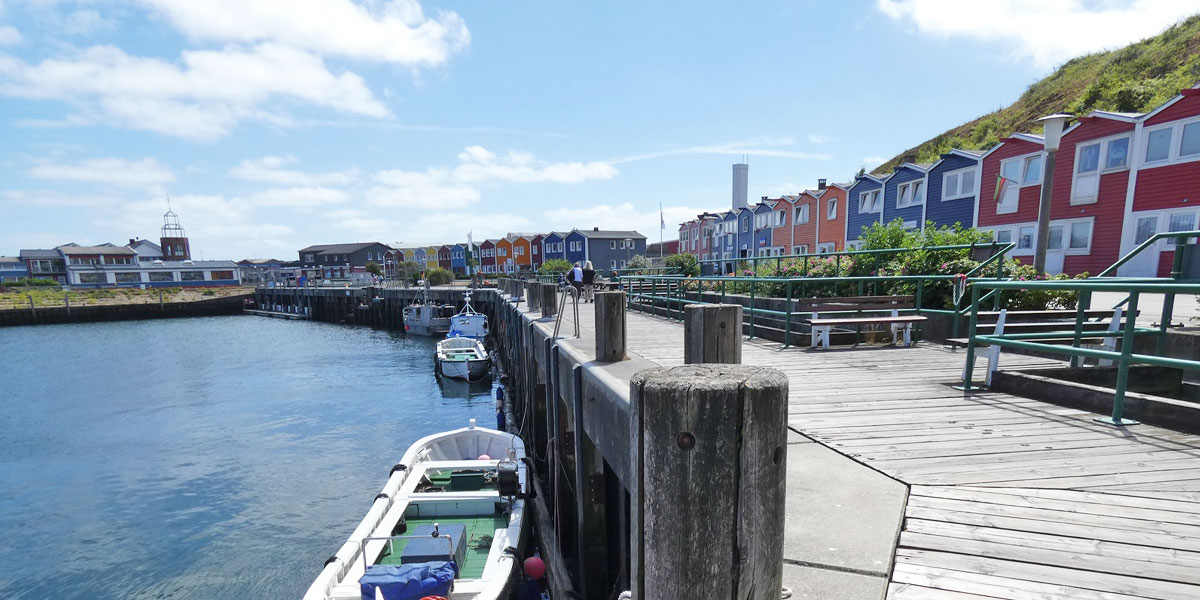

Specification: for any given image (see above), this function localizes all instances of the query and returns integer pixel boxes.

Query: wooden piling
[629,365,787,600]
[541,283,558,319]
[527,281,542,311]
[594,291,626,362]
[683,303,742,364]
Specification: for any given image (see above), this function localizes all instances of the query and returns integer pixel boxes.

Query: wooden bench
[800,295,928,349]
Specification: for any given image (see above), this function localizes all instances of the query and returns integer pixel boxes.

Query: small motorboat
[303,420,528,600]
[448,292,488,340]
[436,337,491,381]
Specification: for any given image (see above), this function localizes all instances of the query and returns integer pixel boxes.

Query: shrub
[426,268,454,286]
[664,253,700,277]
[540,259,573,276]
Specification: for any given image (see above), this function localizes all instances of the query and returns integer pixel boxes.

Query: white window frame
[896,180,924,208]
[941,167,977,201]
[846,240,864,250]
[827,198,837,220]
[795,204,810,225]
[857,189,881,213]
[1140,115,1200,170]
[1071,133,1131,205]
[774,210,786,227]
[817,242,836,254]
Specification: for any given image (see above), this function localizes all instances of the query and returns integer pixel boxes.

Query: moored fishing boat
[435,337,491,381]
[448,292,488,340]
[303,420,528,600]
[403,282,454,337]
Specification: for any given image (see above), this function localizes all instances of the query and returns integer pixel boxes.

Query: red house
[978,133,1047,265]
[1123,86,1200,277]
[530,234,544,270]
[767,196,796,254]
[438,245,452,271]
[480,239,496,274]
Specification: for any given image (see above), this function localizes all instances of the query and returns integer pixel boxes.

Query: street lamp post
[1033,113,1073,275]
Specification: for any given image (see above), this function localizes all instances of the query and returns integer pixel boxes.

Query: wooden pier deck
[561,299,1200,599]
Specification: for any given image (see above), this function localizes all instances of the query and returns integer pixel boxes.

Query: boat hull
[439,357,491,380]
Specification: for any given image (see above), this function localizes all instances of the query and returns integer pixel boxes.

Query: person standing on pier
[569,262,583,298]
[582,261,596,303]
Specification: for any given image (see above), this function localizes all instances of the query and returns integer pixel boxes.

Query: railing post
[959,284,982,391]
[684,304,742,364]
[915,279,924,313]
[1159,292,1175,356]
[630,365,787,600]
[1069,290,1091,368]
[1099,291,1141,426]
[749,280,756,340]
[595,291,627,362]
[784,281,793,348]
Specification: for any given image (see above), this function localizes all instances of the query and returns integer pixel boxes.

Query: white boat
[404,282,454,336]
[303,420,528,600]
[448,292,488,340]
[436,337,491,381]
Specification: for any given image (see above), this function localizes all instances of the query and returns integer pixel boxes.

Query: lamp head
[1036,113,1074,152]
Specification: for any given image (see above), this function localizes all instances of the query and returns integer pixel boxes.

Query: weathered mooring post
[527,281,542,312]
[630,365,787,599]
[683,303,742,364]
[541,283,558,319]
[595,291,626,362]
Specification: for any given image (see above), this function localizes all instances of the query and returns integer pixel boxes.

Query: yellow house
[425,246,440,270]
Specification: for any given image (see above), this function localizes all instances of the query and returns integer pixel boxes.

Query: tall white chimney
[732,162,748,210]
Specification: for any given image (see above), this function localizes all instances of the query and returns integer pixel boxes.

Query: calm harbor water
[0,316,497,599]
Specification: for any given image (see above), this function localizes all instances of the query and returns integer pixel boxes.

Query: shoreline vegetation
[0,285,255,310]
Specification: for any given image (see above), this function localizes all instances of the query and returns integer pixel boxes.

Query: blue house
[564,230,588,265]
[450,243,467,275]
[542,232,565,262]
[714,210,738,273]
[413,247,427,267]
[845,173,887,246]
[0,256,29,283]
[579,228,647,271]
[882,163,931,230]
[736,207,754,261]
[752,201,775,257]
[924,149,983,230]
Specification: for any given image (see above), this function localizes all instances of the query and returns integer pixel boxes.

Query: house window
[1068,221,1092,251]
[1182,123,1200,158]
[995,229,1013,244]
[741,220,749,233]
[181,271,204,281]
[1134,216,1157,245]
[1072,135,1130,205]
[897,180,924,208]
[105,256,133,265]
[1048,225,1063,250]
[827,198,836,220]
[795,204,810,224]
[533,246,538,255]
[1145,128,1172,163]
[78,272,106,284]
[70,257,97,265]
[772,211,783,227]
[1017,226,1034,251]
[846,240,864,250]
[610,241,616,249]
[1167,212,1198,246]
[857,190,881,213]
[115,272,141,283]
[942,168,977,201]
[610,260,617,268]
[1106,137,1130,169]
[149,272,174,282]
[817,242,836,254]
[797,244,808,254]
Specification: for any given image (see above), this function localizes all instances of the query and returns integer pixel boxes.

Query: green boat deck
[376,514,510,579]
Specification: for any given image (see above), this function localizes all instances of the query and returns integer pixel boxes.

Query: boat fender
[390,463,407,475]
[375,492,390,501]
[324,555,341,567]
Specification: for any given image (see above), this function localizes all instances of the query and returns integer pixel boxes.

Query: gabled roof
[1141,83,1200,121]
[928,148,984,172]
[577,229,647,240]
[19,249,63,259]
[0,256,24,264]
[129,239,162,252]
[299,242,389,255]
[979,133,1045,160]
[59,244,137,255]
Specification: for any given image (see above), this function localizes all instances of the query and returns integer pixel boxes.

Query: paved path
[552,298,1200,599]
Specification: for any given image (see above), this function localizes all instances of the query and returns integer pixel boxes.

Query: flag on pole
[660,202,665,230]
[993,174,1012,204]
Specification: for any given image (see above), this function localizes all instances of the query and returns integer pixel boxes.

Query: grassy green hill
[875,15,1200,173]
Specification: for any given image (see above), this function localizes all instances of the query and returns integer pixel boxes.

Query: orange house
[495,238,514,273]
[511,235,532,271]
[791,191,820,254]
[815,180,848,252]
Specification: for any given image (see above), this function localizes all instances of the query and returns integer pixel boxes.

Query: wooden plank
[974,467,1200,490]
[895,548,1200,600]
[887,582,1002,600]
[943,486,1200,516]
[890,564,1154,600]
[903,455,1200,486]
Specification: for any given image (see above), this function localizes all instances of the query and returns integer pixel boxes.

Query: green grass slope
[875,15,1200,173]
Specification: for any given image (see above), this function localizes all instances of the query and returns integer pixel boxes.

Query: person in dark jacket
[581,260,596,302]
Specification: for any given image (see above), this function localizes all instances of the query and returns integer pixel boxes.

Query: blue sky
[0,0,1195,259]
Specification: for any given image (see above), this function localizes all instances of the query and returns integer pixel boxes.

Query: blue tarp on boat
[359,561,456,600]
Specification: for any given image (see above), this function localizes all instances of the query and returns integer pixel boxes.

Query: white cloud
[62,9,116,36]
[0,189,122,208]
[611,136,833,164]
[97,194,296,259]
[875,0,1199,69]
[368,146,616,208]
[807,133,831,144]
[0,43,390,140]
[0,25,18,45]
[138,0,469,68]
[861,156,887,168]
[231,155,357,186]
[28,157,176,189]
[245,186,348,208]
[394,211,531,246]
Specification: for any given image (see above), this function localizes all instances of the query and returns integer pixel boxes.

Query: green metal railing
[960,279,1200,425]
[616,273,965,347]
[699,242,1011,279]
[1097,230,1200,278]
